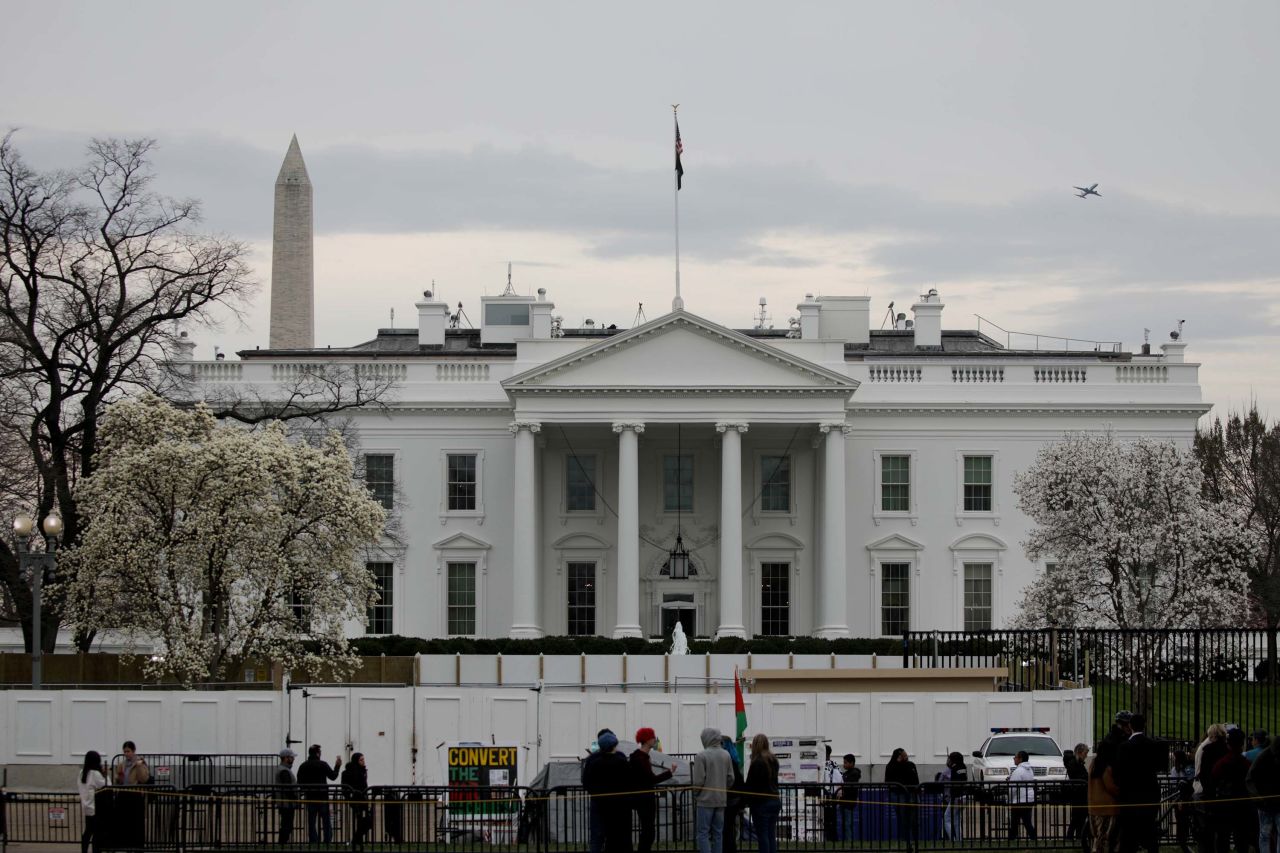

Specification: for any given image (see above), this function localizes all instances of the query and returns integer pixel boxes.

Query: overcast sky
[4,0,1277,418]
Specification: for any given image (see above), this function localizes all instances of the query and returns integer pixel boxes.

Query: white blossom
[1011,432,1257,630]
[58,396,386,685]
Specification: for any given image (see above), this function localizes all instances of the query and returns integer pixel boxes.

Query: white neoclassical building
[177,286,1206,641]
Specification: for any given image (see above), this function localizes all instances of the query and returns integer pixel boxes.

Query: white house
[175,286,1205,642]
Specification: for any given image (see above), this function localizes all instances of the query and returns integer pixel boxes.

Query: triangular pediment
[503,311,857,395]
[432,532,492,551]
[865,533,926,552]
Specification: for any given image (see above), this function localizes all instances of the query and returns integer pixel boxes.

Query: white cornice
[507,385,854,397]
[846,403,1212,417]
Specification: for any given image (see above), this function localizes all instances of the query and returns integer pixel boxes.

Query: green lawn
[1090,680,1278,742]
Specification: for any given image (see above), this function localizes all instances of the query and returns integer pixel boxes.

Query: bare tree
[0,133,396,652]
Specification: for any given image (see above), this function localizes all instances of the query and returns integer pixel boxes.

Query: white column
[612,422,645,638]
[508,421,543,639]
[715,422,748,639]
[816,421,851,638]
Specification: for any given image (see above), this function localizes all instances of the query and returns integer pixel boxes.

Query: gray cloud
[9,128,1278,346]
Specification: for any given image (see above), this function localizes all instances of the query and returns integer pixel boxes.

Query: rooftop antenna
[502,262,517,297]
[633,302,648,326]
[389,307,395,328]
[754,296,772,330]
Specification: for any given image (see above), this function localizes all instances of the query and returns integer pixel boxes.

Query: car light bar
[989,727,1051,733]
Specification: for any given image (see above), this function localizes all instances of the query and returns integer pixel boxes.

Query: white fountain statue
[669,621,689,656]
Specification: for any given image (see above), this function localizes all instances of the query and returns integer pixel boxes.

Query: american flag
[675,120,684,190]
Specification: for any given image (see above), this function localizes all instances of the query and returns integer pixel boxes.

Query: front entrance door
[660,595,696,638]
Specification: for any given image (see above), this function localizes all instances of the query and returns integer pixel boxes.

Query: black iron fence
[110,753,281,788]
[2,780,1190,851]
[904,628,1280,742]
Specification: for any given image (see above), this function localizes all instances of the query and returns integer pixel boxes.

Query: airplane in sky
[1074,183,1101,198]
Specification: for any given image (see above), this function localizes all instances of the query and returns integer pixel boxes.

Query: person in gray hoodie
[692,727,735,853]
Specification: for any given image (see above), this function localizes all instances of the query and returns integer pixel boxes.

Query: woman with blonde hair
[1193,723,1230,850]
[744,734,781,853]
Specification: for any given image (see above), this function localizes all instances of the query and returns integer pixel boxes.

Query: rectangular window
[663,454,694,513]
[963,562,993,631]
[761,455,792,512]
[446,562,477,635]
[566,455,596,512]
[963,455,993,512]
[484,303,530,326]
[760,562,791,637]
[881,562,910,636]
[290,591,311,632]
[881,454,911,512]
[365,454,394,510]
[367,562,394,635]
[566,562,597,636]
[447,453,478,511]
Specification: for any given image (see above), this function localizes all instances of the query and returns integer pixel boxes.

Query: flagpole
[672,104,683,312]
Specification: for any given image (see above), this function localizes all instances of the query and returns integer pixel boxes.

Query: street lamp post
[13,513,62,689]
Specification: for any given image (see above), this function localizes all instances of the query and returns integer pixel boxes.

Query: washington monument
[269,135,314,349]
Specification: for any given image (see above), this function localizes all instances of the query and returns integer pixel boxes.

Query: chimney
[911,289,943,350]
[797,294,821,338]
[1161,341,1188,363]
[818,296,871,345]
[416,290,450,347]
[530,287,556,339]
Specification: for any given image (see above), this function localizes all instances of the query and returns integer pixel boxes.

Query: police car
[968,727,1067,781]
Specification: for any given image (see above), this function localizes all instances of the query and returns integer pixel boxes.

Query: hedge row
[346,635,907,657]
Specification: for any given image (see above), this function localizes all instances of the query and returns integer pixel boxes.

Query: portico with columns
[501,311,858,640]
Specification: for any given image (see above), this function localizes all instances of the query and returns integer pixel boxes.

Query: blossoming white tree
[1012,432,1256,630]
[61,397,386,685]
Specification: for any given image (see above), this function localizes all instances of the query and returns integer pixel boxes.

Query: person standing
[78,750,107,853]
[720,735,745,853]
[1088,740,1122,853]
[1247,731,1271,764]
[1196,724,1231,851]
[1210,728,1252,853]
[1247,731,1280,853]
[938,752,965,842]
[629,728,674,853]
[111,740,150,849]
[341,752,371,850]
[691,727,734,853]
[884,748,920,847]
[296,744,342,843]
[821,746,840,841]
[744,735,781,853]
[839,753,863,842]
[113,741,150,786]
[1114,713,1160,853]
[275,748,299,845]
[1066,744,1090,843]
[581,729,631,853]
[1008,751,1038,841]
